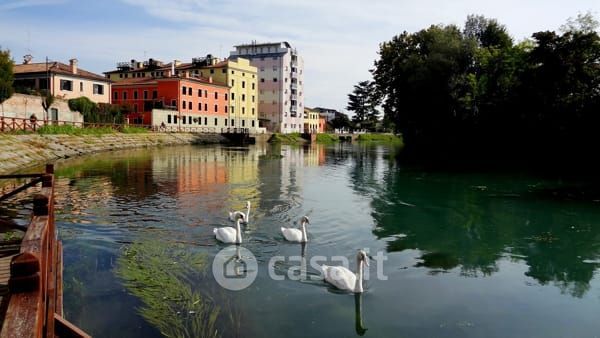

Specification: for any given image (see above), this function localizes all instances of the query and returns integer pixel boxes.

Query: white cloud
[0,0,66,11]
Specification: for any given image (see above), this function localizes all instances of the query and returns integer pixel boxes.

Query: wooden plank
[55,241,63,317]
[0,291,43,338]
[54,314,91,338]
[0,178,43,203]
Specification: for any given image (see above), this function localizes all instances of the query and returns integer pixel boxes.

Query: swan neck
[246,204,250,222]
[355,259,364,293]
[236,220,242,243]
[301,222,307,242]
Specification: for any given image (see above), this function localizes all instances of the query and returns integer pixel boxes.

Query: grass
[357,133,403,145]
[316,133,339,144]
[268,132,305,144]
[121,126,150,134]
[37,125,116,135]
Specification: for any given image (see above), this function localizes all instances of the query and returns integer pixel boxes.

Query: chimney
[69,58,78,74]
[171,61,175,77]
[208,76,213,83]
[23,54,33,64]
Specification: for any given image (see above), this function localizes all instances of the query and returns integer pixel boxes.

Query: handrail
[0,164,89,338]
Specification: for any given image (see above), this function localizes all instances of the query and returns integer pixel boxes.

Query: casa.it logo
[212,246,258,291]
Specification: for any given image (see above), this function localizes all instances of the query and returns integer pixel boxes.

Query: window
[260,78,265,83]
[273,78,278,82]
[198,89,202,97]
[198,117,202,125]
[214,118,218,126]
[182,86,186,95]
[252,83,255,90]
[183,101,186,109]
[242,73,245,77]
[189,116,192,124]
[252,95,255,102]
[113,92,118,100]
[214,92,218,99]
[242,94,245,101]
[252,120,255,127]
[171,99,176,107]
[188,87,192,96]
[225,119,228,126]
[232,70,235,75]
[152,90,158,99]
[232,119,235,126]
[222,68,226,74]
[210,69,214,74]
[123,92,128,100]
[80,82,83,92]
[182,115,186,124]
[204,117,207,125]
[204,90,207,97]
[252,108,255,115]
[242,81,245,88]
[204,103,207,111]
[231,93,235,100]
[242,107,245,114]
[225,93,228,100]
[189,101,192,110]
[242,120,245,127]
[174,115,178,123]
[60,80,73,91]
[214,104,218,112]
[125,73,129,78]
[167,115,172,123]
[133,91,138,99]
[225,106,228,113]
[231,79,235,86]
[143,90,148,99]
[231,106,234,114]
[198,102,202,111]
[119,74,123,78]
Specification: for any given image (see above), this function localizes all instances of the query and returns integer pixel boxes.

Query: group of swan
[214,201,369,293]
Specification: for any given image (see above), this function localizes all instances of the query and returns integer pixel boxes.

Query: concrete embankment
[0,132,227,174]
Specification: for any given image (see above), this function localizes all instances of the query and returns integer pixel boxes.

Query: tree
[0,48,14,110]
[330,113,353,131]
[560,11,599,34]
[68,96,97,122]
[40,90,54,120]
[347,80,379,130]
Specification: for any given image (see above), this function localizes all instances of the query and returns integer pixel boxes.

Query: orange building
[111,76,229,127]
[318,115,326,133]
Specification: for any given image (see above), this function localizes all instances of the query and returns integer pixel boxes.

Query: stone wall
[0,132,226,174]
[0,93,83,123]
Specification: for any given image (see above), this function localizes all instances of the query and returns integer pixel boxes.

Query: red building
[111,76,229,127]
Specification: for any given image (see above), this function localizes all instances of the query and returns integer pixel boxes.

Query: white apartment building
[230,41,304,133]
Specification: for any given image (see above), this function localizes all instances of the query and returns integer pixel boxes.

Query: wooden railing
[0,165,89,338]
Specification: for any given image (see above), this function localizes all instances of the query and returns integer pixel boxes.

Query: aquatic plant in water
[116,241,220,338]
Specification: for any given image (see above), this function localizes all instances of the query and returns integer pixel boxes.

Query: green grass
[37,125,116,135]
[268,132,305,144]
[316,133,339,144]
[357,133,403,145]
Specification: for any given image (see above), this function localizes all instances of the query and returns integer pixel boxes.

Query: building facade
[111,77,230,130]
[13,58,111,103]
[105,55,260,132]
[230,41,304,133]
[303,107,320,134]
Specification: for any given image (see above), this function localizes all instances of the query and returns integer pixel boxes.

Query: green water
[40,143,600,337]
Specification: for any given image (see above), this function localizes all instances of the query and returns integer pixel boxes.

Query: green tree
[0,48,14,108]
[40,90,54,120]
[347,80,379,130]
[330,113,353,131]
[560,11,599,34]
[68,96,97,122]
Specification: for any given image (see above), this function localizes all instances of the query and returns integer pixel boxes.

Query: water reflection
[43,142,600,337]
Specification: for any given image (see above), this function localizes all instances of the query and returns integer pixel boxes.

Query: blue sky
[1,0,599,112]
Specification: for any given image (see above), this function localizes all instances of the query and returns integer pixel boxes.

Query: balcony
[291,72,297,79]
[290,106,297,113]
[290,94,297,101]
[290,83,298,90]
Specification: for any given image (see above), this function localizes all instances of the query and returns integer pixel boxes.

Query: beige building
[13,58,111,104]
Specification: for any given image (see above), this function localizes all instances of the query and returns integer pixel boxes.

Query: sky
[0,0,599,112]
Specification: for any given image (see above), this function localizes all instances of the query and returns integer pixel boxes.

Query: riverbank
[0,132,226,174]
[268,132,403,145]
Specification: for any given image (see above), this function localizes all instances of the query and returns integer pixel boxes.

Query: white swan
[321,249,369,293]
[228,201,251,223]
[214,214,244,244]
[281,216,309,243]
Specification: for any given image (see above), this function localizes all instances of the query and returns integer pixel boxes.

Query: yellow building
[303,107,320,133]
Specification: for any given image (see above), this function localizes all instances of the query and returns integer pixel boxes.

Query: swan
[321,249,369,293]
[214,214,244,244]
[281,216,309,243]
[228,201,251,223]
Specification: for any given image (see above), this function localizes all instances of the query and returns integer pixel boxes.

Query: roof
[234,41,291,48]
[111,75,228,88]
[13,62,109,82]
[111,78,159,86]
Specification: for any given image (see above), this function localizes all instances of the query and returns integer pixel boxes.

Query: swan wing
[321,265,356,291]
[281,227,303,242]
[214,226,237,243]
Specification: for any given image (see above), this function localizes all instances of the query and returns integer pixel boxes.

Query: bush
[316,133,338,144]
[37,125,116,135]
[357,133,403,144]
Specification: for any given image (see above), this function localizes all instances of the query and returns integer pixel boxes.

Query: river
[26,143,600,337]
